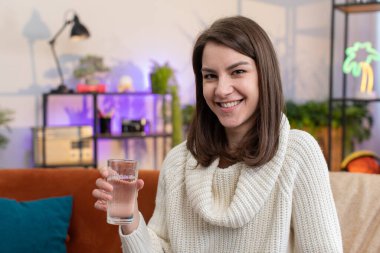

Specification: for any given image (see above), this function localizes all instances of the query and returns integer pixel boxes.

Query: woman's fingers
[95,177,113,192]
[93,177,144,212]
[136,179,144,191]
[92,188,112,201]
[98,167,109,178]
[93,178,113,202]
[94,200,107,211]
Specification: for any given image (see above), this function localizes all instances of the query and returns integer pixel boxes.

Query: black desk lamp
[49,12,90,93]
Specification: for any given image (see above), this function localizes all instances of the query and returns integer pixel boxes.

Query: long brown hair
[186,16,284,167]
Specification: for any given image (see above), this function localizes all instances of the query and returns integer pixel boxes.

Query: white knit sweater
[120,116,343,252]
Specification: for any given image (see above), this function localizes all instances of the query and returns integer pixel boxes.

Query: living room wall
[0,0,378,168]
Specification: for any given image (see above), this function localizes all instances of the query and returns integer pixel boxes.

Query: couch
[0,169,378,253]
[329,172,380,253]
[0,168,159,253]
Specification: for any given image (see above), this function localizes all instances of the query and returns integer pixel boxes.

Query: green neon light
[342,42,380,94]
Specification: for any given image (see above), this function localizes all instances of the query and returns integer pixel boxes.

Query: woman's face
[201,41,259,142]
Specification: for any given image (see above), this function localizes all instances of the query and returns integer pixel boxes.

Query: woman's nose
[215,76,233,97]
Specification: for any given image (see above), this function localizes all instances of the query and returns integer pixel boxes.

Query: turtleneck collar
[184,115,290,228]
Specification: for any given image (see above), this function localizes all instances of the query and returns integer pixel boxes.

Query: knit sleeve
[119,152,174,253]
[290,130,343,252]
[119,212,154,253]
[145,161,172,252]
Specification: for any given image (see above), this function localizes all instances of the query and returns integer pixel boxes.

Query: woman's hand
[92,169,145,211]
[92,168,145,234]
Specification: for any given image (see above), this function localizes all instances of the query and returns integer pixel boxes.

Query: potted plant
[149,61,183,147]
[73,55,110,92]
[0,108,14,148]
[149,61,174,94]
[285,100,373,170]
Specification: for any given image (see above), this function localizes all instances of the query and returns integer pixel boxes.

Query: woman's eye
[203,73,216,80]
[232,69,246,75]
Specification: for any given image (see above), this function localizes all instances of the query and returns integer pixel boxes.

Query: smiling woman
[189,16,284,168]
[93,16,343,253]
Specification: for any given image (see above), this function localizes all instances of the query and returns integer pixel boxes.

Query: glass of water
[106,159,138,225]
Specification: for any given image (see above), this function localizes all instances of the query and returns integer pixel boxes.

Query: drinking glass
[106,159,138,225]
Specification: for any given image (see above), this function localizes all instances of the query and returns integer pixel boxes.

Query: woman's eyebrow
[226,61,250,70]
[201,67,216,73]
[201,61,250,73]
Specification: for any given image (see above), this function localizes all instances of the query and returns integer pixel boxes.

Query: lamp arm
[49,43,64,86]
[48,20,72,86]
[49,20,71,45]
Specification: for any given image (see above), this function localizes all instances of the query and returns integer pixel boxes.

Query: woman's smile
[217,99,244,109]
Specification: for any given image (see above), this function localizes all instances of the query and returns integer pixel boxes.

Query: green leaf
[285,100,372,154]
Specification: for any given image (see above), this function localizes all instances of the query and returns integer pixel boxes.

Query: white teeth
[220,100,241,108]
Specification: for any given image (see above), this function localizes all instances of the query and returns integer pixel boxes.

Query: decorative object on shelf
[341,150,380,174]
[76,83,106,93]
[97,109,114,134]
[73,55,110,93]
[0,108,14,149]
[118,75,134,93]
[121,119,148,134]
[48,10,90,94]
[99,117,112,134]
[149,61,175,94]
[33,126,93,166]
[343,41,380,97]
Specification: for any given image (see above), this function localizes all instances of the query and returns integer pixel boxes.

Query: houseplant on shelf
[150,61,174,95]
[0,108,14,149]
[285,100,373,170]
[73,55,110,93]
[149,61,183,147]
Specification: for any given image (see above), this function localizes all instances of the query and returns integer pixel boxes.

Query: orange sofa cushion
[0,168,159,253]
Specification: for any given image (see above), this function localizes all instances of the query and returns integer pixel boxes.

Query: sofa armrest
[330,172,380,253]
[137,169,160,221]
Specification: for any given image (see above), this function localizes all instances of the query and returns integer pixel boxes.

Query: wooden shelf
[335,2,380,13]
[42,92,172,169]
[96,133,171,139]
[332,98,380,102]
[45,92,166,96]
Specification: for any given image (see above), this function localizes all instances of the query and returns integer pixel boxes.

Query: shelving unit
[41,92,172,168]
[327,1,380,170]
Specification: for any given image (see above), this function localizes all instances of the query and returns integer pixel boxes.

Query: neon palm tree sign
[342,42,380,95]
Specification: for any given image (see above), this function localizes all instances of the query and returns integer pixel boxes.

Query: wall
[1,0,371,168]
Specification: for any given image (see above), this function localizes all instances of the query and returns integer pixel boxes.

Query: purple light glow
[46,93,170,135]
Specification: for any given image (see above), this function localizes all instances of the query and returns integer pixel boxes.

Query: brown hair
[186,16,284,167]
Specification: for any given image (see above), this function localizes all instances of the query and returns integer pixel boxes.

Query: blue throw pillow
[0,196,73,253]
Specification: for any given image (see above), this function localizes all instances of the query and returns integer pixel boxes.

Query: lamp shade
[70,15,90,41]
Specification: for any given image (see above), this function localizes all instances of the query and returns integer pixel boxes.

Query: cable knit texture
[120,116,343,253]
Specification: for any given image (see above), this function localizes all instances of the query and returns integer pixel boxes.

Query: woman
[93,16,343,252]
